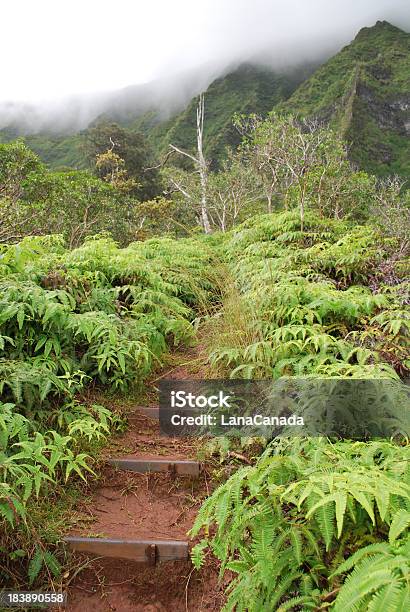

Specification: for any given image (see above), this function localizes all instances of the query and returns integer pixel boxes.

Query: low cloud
[0,0,408,134]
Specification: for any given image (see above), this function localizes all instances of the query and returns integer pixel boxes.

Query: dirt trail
[65,349,226,611]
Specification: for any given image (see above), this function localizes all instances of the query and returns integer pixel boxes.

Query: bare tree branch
[143,149,176,173]
[169,144,198,164]
[169,94,212,234]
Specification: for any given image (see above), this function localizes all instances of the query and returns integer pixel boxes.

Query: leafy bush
[0,232,214,586]
[0,399,119,586]
[330,536,410,611]
[195,210,409,610]
[191,439,410,611]
[209,210,408,380]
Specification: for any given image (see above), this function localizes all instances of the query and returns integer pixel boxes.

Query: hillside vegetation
[0,32,409,606]
[208,210,409,380]
[0,234,214,584]
[1,206,409,605]
[190,211,409,610]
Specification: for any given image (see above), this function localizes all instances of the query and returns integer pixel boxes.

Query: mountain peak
[375,20,399,29]
[354,20,407,44]
[342,20,409,65]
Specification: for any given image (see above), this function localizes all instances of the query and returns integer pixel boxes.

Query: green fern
[192,438,410,610]
[331,536,410,611]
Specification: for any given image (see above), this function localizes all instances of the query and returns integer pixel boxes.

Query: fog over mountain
[0,62,228,135]
[1,0,409,134]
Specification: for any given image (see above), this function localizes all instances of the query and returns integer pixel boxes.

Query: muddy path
[64,346,227,611]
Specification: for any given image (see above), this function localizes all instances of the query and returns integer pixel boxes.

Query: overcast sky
[1,0,409,103]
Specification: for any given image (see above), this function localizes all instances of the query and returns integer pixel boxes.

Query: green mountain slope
[135,63,313,166]
[281,21,410,177]
[0,127,88,170]
[24,133,88,169]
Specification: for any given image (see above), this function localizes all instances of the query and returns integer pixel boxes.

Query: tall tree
[83,122,160,200]
[235,112,370,227]
[0,141,45,242]
[23,170,135,247]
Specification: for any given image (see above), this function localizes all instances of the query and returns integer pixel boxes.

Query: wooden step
[65,537,189,564]
[108,457,200,477]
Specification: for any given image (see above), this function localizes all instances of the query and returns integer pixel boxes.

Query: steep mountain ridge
[282,21,410,176]
[155,20,409,175]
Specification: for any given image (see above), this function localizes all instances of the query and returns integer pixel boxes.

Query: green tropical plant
[191,439,410,611]
[331,535,410,611]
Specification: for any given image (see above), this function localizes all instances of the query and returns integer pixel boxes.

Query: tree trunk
[267,193,272,214]
[169,94,212,234]
[197,94,212,234]
[300,181,306,232]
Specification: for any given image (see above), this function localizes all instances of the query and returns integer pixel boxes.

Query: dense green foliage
[82,122,161,200]
[0,233,214,585]
[0,126,88,171]
[209,210,409,380]
[0,140,164,246]
[0,233,213,406]
[185,202,410,608]
[1,207,409,606]
[190,207,409,610]
[192,438,410,611]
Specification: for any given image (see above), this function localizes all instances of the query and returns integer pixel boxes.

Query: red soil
[65,352,226,611]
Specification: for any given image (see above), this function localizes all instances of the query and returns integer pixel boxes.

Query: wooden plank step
[128,406,159,420]
[65,537,189,563]
[108,458,200,477]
